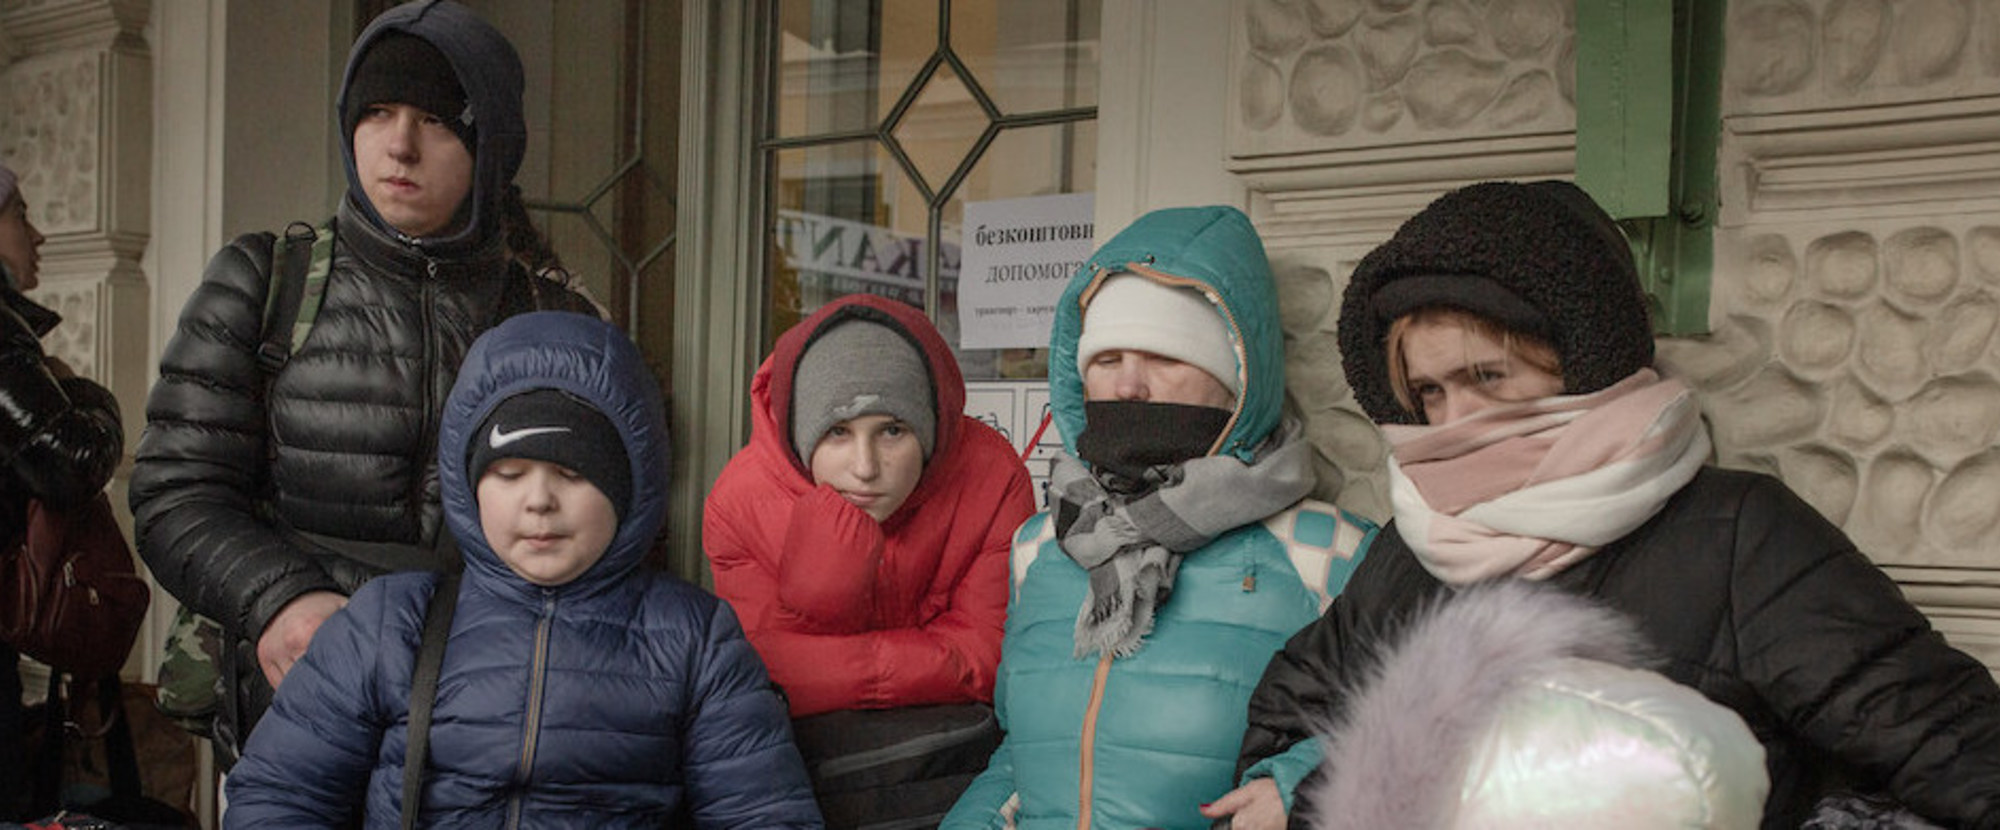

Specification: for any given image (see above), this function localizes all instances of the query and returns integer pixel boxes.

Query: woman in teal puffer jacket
[943,206,1373,830]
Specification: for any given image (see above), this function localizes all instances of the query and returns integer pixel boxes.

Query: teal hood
[1049,205,1283,461]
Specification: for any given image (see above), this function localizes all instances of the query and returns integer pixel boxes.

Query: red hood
[749,294,967,518]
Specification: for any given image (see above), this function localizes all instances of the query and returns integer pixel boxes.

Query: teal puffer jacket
[943,206,1373,830]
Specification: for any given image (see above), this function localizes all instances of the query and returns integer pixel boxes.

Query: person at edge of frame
[1219,180,2000,829]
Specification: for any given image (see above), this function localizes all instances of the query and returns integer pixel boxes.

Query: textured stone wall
[1226,0,1582,520]
[1233,0,1574,153]
[1697,0,2000,664]
[1681,221,2000,568]
[1227,0,2000,665]
[0,52,101,237]
[1,50,107,375]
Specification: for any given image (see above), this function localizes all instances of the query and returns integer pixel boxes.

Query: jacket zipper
[505,591,557,829]
[414,258,439,525]
[1076,651,1113,830]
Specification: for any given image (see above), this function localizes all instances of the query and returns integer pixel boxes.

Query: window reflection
[765,0,1098,379]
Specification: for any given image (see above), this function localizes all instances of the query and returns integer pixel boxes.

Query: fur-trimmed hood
[1308,580,1768,829]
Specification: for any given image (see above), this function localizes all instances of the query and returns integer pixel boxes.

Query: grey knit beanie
[791,319,937,463]
[1338,180,1655,425]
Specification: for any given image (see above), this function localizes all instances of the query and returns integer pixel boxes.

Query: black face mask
[1075,400,1232,485]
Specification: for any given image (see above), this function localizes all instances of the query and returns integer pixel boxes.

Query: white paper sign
[958,193,1095,350]
[963,380,1064,510]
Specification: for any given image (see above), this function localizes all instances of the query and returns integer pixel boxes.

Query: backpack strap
[1262,500,1377,612]
[1009,512,1057,604]
[257,220,336,376]
[401,571,460,830]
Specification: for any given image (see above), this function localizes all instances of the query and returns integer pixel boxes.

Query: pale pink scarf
[1383,369,1711,586]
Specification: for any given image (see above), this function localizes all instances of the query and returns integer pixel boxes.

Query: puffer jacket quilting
[1238,467,2000,830]
[0,285,121,536]
[130,0,596,650]
[943,206,1372,830]
[224,311,822,828]
[705,294,1035,717]
[130,198,595,645]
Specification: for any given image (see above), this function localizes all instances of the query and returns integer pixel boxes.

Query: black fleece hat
[1337,180,1656,425]
[468,389,633,518]
[342,32,475,150]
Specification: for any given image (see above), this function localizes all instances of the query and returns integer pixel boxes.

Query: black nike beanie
[468,389,632,517]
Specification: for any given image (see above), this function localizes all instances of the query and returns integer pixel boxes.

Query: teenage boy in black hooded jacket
[130,0,596,762]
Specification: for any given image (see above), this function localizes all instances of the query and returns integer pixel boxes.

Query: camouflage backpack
[154,221,333,736]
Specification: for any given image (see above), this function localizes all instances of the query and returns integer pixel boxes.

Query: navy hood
[440,311,668,596]
[338,0,525,255]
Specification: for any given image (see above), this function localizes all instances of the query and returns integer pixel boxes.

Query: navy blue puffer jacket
[225,312,822,828]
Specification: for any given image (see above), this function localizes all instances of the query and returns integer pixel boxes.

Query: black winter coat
[0,285,121,538]
[1237,467,2000,830]
[127,198,594,753]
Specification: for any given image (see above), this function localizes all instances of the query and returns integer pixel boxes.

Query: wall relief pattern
[1662,223,2000,569]
[1228,0,2000,665]
[1728,0,2000,109]
[1231,0,1574,157]
[32,282,99,372]
[1270,254,1389,518]
[1710,0,2000,664]
[0,51,101,235]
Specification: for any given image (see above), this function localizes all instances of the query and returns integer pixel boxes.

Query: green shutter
[1575,0,1723,336]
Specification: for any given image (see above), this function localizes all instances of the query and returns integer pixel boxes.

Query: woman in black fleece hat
[1220,181,2000,829]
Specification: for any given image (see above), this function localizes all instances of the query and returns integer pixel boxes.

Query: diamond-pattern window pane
[776,0,938,138]
[769,141,931,341]
[888,66,986,196]
[762,0,1097,346]
[949,0,1100,114]
[465,1,679,358]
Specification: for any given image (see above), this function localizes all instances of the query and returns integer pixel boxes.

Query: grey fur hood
[1307,581,1768,829]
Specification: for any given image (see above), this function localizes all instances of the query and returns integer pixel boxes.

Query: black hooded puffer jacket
[1238,468,2000,829]
[128,0,594,756]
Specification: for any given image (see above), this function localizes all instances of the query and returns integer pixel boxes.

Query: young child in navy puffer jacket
[225,311,823,829]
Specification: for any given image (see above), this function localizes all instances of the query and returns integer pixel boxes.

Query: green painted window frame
[1574,0,1724,336]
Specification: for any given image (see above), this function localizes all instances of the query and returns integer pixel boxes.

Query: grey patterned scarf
[1050,420,1315,658]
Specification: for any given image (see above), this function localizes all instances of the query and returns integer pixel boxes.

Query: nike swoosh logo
[489,425,570,449]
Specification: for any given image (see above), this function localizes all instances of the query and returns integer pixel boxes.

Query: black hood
[1338,180,1656,425]
[337,0,526,257]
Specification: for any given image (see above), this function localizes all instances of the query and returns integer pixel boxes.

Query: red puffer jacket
[705,295,1035,717]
